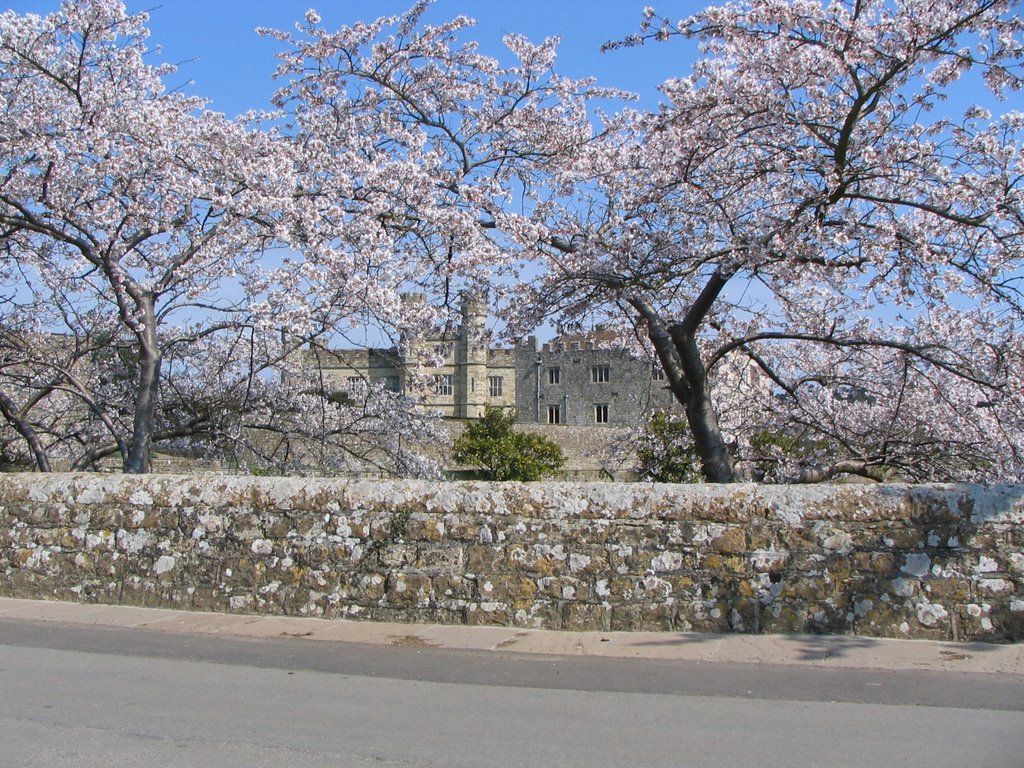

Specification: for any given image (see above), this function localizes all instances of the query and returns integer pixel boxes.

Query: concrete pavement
[6,635,1023,768]
[1,596,1021,675]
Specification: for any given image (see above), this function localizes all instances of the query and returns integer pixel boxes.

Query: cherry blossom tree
[258,1,617,329]
[713,310,1024,482]
[263,0,1024,483]
[506,0,1024,482]
[0,0,441,475]
[8,0,1021,484]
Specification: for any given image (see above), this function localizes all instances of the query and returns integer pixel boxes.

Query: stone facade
[303,293,516,419]
[303,295,678,426]
[2,474,1022,641]
[514,335,678,426]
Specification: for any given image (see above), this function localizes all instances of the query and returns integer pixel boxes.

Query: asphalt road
[1,619,1022,768]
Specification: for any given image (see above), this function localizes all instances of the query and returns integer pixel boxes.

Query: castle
[303,293,679,427]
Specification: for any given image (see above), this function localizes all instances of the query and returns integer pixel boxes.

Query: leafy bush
[453,407,564,481]
[635,411,701,483]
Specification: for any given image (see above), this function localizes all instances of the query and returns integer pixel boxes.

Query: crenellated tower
[456,290,489,418]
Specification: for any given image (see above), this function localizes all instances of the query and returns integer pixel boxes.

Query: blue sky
[5,1,705,117]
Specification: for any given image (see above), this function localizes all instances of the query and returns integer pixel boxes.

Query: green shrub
[453,407,564,481]
[636,410,701,483]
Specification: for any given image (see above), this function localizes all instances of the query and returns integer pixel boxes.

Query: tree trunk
[0,389,51,471]
[124,294,160,474]
[794,460,886,483]
[672,327,735,483]
[628,286,736,483]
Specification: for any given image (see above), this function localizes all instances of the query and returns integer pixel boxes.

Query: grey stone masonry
[514,337,677,426]
[1,474,1021,641]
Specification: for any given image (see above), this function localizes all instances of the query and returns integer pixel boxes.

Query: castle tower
[397,292,428,393]
[457,290,489,418]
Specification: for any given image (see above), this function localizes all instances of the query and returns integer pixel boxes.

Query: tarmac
[2,596,1022,675]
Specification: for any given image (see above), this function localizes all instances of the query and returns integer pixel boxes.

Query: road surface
[1,618,1022,768]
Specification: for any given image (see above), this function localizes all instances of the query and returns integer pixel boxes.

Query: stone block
[607,523,667,550]
[606,544,654,576]
[512,600,559,629]
[404,516,445,542]
[873,526,925,551]
[536,576,594,602]
[988,606,1024,642]
[907,494,965,527]
[776,576,834,602]
[119,579,166,609]
[610,602,676,632]
[189,584,228,611]
[676,601,732,633]
[467,544,513,574]
[747,523,782,551]
[760,604,816,634]
[567,547,609,575]
[416,546,464,573]
[975,577,1015,597]
[508,544,567,577]
[598,576,636,601]
[477,574,538,605]
[921,577,971,602]
[28,527,66,548]
[85,506,125,530]
[442,516,486,541]
[560,602,610,632]
[15,504,66,527]
[711,526,747,555]
[852,551,898,575]
[465,601,512,626]
[968,528,1012,550]
[703,553,748,575]
[378,543,418,569]
[432,574,474,600]
[649,486,751,523]
[633,574,676,600]
[386,572,432,607]
[220,557,265,589]
[264,515,294,539]
[357,572,387,601]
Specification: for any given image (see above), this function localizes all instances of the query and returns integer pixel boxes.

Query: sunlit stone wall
[2,474,1021,641]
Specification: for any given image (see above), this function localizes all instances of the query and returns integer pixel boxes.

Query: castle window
[548,367,560,385]
[652,367,666,381]
[488,376,503,397]
[433,374,453,396]
[547,404,561,424]
[385,375,401,392]
[591,365,610,383]
[346,376,364,392]
[594,403,609,423]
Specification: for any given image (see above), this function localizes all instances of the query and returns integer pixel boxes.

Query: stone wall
[1,474,1022,641]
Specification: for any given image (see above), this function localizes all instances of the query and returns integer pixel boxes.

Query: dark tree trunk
[628,276,737,483]
[0,389,51,471]
[673,331,735,483]
[124,294,160,474]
